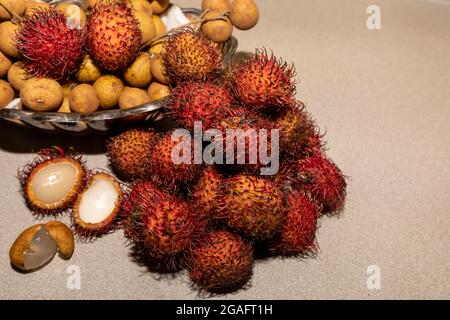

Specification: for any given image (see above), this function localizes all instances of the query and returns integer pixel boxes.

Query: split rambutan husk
[188,230,254,293]
[167,81,234,131]
[87,0,142,71]
[163,27,222,82]
[284,154,347,215]
[230,48,297,113]
[122,181,203,267]
[16,8,86,80]
[107,129,157,181]
[17,147,87,217]
[268,191,320,257]
[216,175,284,240]
[148,130,203,193]
[71,170,123,240]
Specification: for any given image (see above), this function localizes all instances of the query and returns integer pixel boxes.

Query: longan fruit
[201,10,233,43]
[147,82,170,101]
[150,54,170,85]
[0,51,11,77]
[61,80,78,97]
[135,10,156,45]
[124,53,152,88]
[0,79,13,109]
[152,15,166,37]
[57,97,71,113]
[76,55,102,83]
[148,40,164,55]
[69,84,99,114]
[87,0,97,9]
[20,78,64,112]
[93,75,124,110]
[56,3,87,27]
[230,0,259,30]
[119,87,151,110]
[201,0,231,13]
[0,21,19,58]
[149,0,169,15]
[25,0,51,16]
[8,62,30,91]
[0,0,26,20]
[130,0,153,16]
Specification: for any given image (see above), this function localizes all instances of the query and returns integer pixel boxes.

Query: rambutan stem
[142,13,230,49]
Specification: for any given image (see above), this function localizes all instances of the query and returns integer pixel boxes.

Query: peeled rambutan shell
[189,230,254,292]
[72,172,122,237]
[20,155,86,215]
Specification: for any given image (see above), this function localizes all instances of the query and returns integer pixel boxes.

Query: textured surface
[1,0,449,299]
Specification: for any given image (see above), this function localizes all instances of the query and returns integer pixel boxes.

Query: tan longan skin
[44,221,75,259]
[93,75,124,109]
[57,97,71,113]
[56,3,87,26]
[20,78,63,112]
[130,0,154,16]
[201,0,231,13]
[119,86,151,110]
[0,79,14,109]
[0,21,19,58]
[76,55,102,83]
[201,10,233,43]
[230,0,259,30]
[150,0,169,15]
[7,62,29,91]
[0,0,27,20]
[147,82,170,102]
[135,10,156,45]
[150,54,170,85]
[148,41,164,55]
[0,51,11,77]
[61,80,78,97]
[152,15,166,37]
[87,0,97,8]
[25,1,51,16]
[124,53,152,88]
[69,84,99,114]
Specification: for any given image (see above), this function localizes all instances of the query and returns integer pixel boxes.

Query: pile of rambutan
[105,47,347,294]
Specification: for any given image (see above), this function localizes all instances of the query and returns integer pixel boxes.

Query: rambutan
[217,175,284,240]
[272,102,315,158]
[290,155,347,214]
[230,48,296,112]
[87,0,142,71]
[163,27,222,82]
[148,130,202,193]
[168,82,234,131]
[16,8,85,80]
[122,181,200,262]
[216,111,278,174]
[18,147,86,216]
[189,230,254,292]
[72,171,123,239]
[107,129,156,181]
[189,167,224,221]
[268,192,319,257]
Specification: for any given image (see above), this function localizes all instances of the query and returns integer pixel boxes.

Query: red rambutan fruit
[122,181,200,262]
[87,0,142,71]
[167,82,234,131]
[230,48,297,112]
[290,155,347,214]
[16,8,85,80]
[148,130,202,193]
[217,175,284,240]
[163,27,222,82]
[17,147,87,216]
[107,129,157,181]
[268,191,319,257]
[189,230,254,292]
[189,167,224,221]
